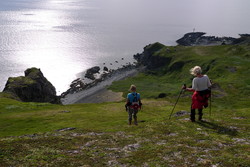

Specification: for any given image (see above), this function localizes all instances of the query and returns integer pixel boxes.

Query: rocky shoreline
[60,41,171,104]
[60,63,138,97]
[61,65,144,104]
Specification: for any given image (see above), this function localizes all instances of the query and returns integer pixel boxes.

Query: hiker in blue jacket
[126,85,142,125]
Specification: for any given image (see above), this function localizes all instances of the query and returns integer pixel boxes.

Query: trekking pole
[169,84,186,119]
[209,87,212,116]
[209,80,213,117]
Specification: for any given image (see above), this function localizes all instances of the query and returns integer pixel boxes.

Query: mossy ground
[0,44,250,166]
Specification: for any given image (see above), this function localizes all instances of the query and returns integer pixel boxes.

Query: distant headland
[176,32,250,46]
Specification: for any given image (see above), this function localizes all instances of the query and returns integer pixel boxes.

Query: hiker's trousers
[128,108,138,121]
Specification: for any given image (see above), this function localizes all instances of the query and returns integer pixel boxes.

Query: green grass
[0,97,249,166]
[0,44,250,166]
[0,97,172,137]
[6,76,35,88]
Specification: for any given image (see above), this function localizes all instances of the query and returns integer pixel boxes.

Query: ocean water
[0,0,250,94]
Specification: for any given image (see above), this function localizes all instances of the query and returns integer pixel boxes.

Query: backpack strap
[132,93,138,102]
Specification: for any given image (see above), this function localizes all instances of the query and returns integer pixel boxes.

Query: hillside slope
[111,43,250,102]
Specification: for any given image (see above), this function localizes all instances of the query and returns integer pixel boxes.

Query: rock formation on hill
[232,34,250,45]
[3,67,61,104]
[133,42,171,69]
[85,66,101,80]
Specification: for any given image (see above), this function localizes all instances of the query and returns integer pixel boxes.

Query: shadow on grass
[196,120,238,136]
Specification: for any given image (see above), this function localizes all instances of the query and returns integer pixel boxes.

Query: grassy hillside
[110,44,250,117]
[110,44,250,99]
[0,44,250,166]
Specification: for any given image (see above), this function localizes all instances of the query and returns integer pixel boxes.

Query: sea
[1,0,250,94]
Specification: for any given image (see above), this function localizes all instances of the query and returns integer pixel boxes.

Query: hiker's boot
[134,117,138,125]
[128,120,132,125]
[190,109,196,122]
[198,109,203,121]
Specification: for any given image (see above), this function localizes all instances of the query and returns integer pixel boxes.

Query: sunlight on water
[0,0,250,94]
[0,1,96,94]
[13,9,93,93]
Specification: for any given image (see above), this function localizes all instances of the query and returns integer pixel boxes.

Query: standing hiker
[125,85,142,125]
[183,66,211,122]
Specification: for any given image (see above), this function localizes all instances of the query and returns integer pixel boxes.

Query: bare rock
[158,93,167,98]
[103,66,109,71]
[85,66,100,80]
[174,110,189,117]
[57,127,76,132]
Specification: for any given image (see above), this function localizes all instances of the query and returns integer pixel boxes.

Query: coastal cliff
[134,42,172,70]
[3,67,61,104]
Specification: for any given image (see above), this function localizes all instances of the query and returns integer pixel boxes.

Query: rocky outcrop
[176,32,236,46]
[134,42,171,69]
[3,67,61,104]
[85,66,100,80]
[103,66,109,72]
[232,34,250,45]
